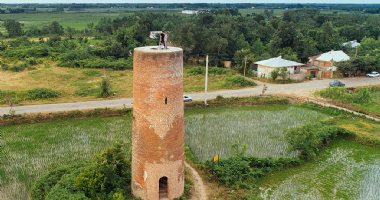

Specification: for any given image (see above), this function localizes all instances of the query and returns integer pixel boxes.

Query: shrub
[11,63,30,72]
[319,86,373,104]
[271,69,280,80]
[206,156,255,188]
[224,75,256,87]
[286,122,352,160]
[99,78,112,97]
[82,69,101,76]
[31,144,132,200]
[26,88,61,100]
[187,66,232,76]
[1,63,9,70]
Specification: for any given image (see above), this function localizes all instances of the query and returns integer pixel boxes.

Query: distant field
[239,8,285,16]
[239,8,359,16]
[0,11,133,30]
[0,9,181,30]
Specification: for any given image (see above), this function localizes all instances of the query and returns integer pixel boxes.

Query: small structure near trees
[255,56,305,80]
[307,50,350,79]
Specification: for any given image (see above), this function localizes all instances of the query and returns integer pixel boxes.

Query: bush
[11,63,30,72]
[270,69,280,80]
[32,144,132,200]
[26,88,61,100]
[286,122,352,160]
[205,144,300,188]
[187,66,232,76]
[224,75,256,87]
[99,78,112,97]
[319,86,373,104]
[206,156,255,188]
[82,69,101,76]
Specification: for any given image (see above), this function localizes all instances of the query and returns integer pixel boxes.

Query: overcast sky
[1,0,380,4]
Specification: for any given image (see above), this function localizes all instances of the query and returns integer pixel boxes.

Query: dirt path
[185,162,207,200]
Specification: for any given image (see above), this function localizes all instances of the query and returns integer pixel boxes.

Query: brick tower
[132,46,184,200]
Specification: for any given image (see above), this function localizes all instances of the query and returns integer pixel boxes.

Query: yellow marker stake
[213,153,219,162]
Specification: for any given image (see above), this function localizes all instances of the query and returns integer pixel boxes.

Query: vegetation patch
[26,88,61,100]
[317,86,380,116]
[185,105,326,161]
[224,75,256,87]
[255,140,380,200]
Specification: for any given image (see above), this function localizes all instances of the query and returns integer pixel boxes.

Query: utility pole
[204,54,209,106]
[244,56,247,77]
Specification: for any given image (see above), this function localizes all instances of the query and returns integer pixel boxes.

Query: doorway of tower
[159,176,168,199]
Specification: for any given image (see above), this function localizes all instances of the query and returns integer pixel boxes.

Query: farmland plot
[257,140,380,200]
[185,106,327,161]
[0,117,131,200]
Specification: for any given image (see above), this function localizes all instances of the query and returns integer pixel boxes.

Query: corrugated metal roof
[316,50,350,62]
[342,40,361,48]
[254,56,305,68]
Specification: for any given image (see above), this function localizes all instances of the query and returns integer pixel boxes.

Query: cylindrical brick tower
[132,46,184,200]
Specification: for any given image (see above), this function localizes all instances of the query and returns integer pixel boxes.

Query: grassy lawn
[254,139,380,199]
[0,65,251,105]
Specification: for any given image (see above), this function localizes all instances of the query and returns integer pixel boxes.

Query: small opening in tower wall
[159,177,168,199]
[165,97,168,105]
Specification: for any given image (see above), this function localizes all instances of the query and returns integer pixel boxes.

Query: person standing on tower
[160,31,168,49]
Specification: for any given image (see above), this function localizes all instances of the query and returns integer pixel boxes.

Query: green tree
[99,77,112,97]
[49,21,64,35]
[316,22,343,52]
[66,27,75,39]
[4,20,23,37]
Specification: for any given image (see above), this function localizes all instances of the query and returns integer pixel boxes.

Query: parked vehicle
[329,80,345,87]
[183,95,193,102]
[366,71,380,78]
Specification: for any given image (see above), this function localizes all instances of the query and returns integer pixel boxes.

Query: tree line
[1,8,380,74]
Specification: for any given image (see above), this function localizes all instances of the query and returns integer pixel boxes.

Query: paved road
[0,77,378,115]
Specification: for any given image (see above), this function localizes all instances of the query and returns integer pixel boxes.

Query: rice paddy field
[256,140,380,200]
[185,105,327,161]
[1,104,379,199]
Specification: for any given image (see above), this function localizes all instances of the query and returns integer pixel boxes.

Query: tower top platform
[134,46,183,54]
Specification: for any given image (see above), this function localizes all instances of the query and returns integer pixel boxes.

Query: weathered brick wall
[132,46,184,200]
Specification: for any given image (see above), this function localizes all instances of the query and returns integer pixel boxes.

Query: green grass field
[0,9,180,31]
[185,105,327,161]
[355,90,380,115]
[255,139,380,199]
[0,65,250,106]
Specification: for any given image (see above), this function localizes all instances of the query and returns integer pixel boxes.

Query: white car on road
[183,95,192,102]
[367,71,380,78]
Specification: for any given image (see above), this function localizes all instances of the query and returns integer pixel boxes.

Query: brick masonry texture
[132,46,184,200]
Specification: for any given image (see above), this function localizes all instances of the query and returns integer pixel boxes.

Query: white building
[149,31,162,39]
[181,10,198,15]
[342,40,361,48]
[255,56,305,79]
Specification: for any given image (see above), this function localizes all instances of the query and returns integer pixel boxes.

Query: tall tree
[4,20,23,37]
